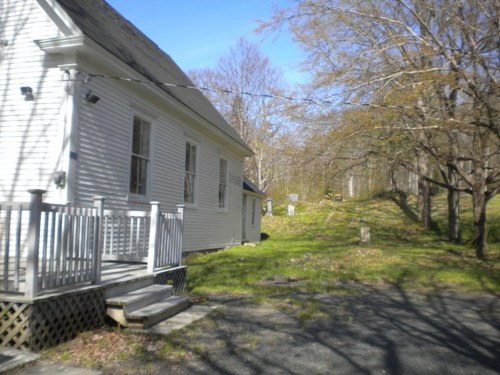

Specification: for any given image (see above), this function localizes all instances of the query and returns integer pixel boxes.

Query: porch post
[176,204,185,266]
[147,202,161,273]
[92,196,105,284]
[25,189,46,298]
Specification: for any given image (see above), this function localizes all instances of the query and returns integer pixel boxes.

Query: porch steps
[125,296,190,328]
[105,283,190,329]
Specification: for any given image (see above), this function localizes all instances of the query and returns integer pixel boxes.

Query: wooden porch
[0,190,188,351]
[0,261,184,297]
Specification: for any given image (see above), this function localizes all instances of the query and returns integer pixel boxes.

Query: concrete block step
[126,295,190,329]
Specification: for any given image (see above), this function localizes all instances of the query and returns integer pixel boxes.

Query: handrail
[1,193,184,297]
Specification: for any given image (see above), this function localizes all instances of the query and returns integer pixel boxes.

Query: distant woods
[190,0,499,258]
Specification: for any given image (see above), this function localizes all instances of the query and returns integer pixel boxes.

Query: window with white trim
[129,116,150,195]
[218,158,228,208]
[184,142,197,204]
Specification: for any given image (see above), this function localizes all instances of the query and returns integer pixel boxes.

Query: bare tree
[189,38,291,192]
[265,0,499,258]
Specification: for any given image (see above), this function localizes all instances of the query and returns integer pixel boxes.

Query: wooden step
[125,295,191,329]
[104,276,154,299]
[107,284,173,314]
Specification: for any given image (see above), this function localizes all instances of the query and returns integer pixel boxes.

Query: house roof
[243,177,266,197]
[53,0,252,155]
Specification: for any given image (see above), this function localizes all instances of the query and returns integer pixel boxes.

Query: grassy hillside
[185,195,500,297]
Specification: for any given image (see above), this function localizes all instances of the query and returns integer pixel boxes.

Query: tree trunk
[446,166,460,243]
[447,187,460,243]
[418,178,432,229]
[417,154,432,229]
[472,186,487,259]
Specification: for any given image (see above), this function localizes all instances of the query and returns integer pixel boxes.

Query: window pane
[130,156,148,195]
[140,121,150,157]
[219,159,227,181]
[132,117,150,157]
[130,156,139,194]
[218,184,225,208]
[190,145,197,172]
[137,158,148,195]
[218,159,227,208]
[251,199,256,225]
[185,143,191,172]
[184,142,197,204]
[132,117,142,155]
[184,174,194,203]
[130,116,150,195]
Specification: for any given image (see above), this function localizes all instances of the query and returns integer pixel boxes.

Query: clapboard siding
[181,143,244,251]
[76,80,134,209]
[73,70,246,251]
[0,0,67,203]
[1,0,253,252]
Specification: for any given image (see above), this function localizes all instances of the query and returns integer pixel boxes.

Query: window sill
[127,193,151,204]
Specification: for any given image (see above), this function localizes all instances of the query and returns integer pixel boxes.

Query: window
[184,142,197,204]
[251,198,256,225]
[218,159,228,208]
[129,116,150,195]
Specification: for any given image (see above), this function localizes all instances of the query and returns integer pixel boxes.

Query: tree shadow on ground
[156,285,500,375]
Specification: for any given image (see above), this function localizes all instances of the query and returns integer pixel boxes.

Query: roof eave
[35,35,87,55]
[35,35,253,156]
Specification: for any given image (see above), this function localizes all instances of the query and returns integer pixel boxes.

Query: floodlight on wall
[85,90,100,104]
[20,86,34,101]
[20,86,32,95]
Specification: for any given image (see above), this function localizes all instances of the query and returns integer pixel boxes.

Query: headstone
[360,227,370,243]
[288,204,295,216]
[287,194,299,202]
[266,198,273,217]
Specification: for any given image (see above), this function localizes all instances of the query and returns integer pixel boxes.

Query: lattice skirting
[154,266,187,294]
[1,290,106,351]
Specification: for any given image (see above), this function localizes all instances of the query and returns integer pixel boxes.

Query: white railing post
[92,196,105,284]
[147,202,161,273]
[176,204,185,266]
[25,189,46,298]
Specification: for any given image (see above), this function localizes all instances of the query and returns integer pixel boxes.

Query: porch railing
[0,190,184,298]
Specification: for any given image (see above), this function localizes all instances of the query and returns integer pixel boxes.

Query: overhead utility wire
[80,72,442,111]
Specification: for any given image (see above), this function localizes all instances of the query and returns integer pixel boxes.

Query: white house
[0,0,261,252]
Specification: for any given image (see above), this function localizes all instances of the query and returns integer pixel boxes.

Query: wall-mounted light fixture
[53,171,66,189]
[20,86,34,101]
[85,90,100,104]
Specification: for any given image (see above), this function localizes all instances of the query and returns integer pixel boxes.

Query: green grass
[185,195,500,297]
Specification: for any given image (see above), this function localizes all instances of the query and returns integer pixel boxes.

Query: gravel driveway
[167,287,499,375]
[13,285,500,375]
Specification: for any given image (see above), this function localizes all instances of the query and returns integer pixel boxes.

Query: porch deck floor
[0,261,171,299]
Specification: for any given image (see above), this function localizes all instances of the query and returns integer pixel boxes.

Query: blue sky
[105,0,306,85]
